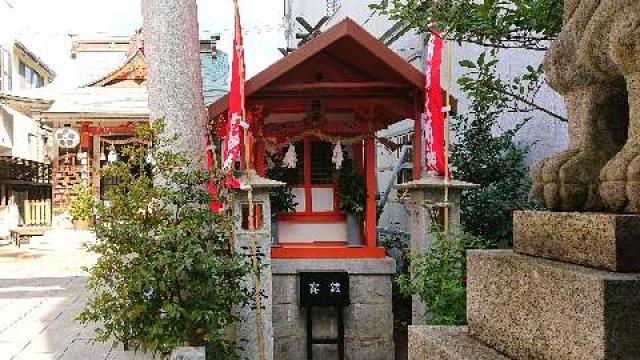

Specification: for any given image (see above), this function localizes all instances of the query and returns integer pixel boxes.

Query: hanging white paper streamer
[107,150,118,163]
[283,143,297,168]
[332,141,344,169]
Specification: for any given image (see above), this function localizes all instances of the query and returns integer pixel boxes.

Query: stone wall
[272,258,396,360]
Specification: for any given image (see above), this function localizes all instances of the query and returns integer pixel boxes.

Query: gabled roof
[209,17,424,118]
[14,41,57,78]
[83,49,146,87]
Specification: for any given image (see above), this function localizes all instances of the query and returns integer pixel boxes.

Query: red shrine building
[37,32,227,225]
[209,19,425,260]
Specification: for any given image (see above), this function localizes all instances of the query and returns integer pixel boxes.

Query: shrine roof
[42,87,149,119]
[208,17,425,118]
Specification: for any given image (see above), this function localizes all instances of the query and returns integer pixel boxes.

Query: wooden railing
[22,199,52,226]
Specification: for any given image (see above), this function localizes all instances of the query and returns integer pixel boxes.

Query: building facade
[0,0,57,236]
[36,31,228,226]
[0,0,55,93]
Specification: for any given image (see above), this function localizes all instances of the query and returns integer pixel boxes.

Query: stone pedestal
[408,326,508,360]
[272,258,396,360]
[409,211,640,360]
[231,171,283,360]
[397,176,478,324]
[513,211,640,272]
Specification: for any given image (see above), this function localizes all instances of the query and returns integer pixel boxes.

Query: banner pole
[443,39,452,235]
[233,1,265,359]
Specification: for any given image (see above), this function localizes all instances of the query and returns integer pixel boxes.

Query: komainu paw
[600,140,640,212]
[533,149,608,211]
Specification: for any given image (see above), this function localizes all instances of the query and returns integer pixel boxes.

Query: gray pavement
[0,231,156,360]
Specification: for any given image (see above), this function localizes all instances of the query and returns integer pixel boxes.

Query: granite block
[467,250,640,360]
[408,326,510,360]
[513,211,640,272]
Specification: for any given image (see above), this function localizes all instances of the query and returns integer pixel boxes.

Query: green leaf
[459,59,476,68]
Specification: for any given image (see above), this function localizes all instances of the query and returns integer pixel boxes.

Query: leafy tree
[452,51,542,246]
[76,121,249,359]
[370,0,563,51]
[370,0,567,121]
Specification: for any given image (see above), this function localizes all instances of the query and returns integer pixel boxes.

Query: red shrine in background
[209,19,425,259]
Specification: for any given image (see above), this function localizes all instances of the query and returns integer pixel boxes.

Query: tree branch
[489,85,567,122]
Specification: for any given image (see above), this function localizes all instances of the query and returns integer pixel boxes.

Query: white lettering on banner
[222,112,243,171]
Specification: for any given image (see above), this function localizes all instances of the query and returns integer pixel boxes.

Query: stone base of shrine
[272,258,396,360]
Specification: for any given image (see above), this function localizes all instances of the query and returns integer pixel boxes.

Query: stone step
[408,326,510,360]
[513,211,640,272]
[467,250,640,360]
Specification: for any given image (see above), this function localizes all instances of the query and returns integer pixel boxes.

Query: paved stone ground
[0,231,156,360]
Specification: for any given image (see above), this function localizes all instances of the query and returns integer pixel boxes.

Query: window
[241,203,264,230]
[326,0,340,16]
[310,141,333,184]
[27,134,38,160]
[397,168,413,185]
[19,61,45,89]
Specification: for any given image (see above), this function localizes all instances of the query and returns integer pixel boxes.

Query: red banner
[222,1,245,173]
[424,29,446,176]
[210,1,245,212]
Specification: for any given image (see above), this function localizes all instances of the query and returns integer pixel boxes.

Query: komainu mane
[533,0,640,212]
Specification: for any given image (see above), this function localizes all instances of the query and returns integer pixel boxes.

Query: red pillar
[364,137,376,248]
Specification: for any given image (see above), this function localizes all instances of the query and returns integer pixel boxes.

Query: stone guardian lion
[533,0,640,212]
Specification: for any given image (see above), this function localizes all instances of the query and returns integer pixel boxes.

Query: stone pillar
[396,176,478,324]
[142,0,207,159]
[231,171,283,360]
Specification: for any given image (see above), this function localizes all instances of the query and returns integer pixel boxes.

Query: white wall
[0,103,45,162]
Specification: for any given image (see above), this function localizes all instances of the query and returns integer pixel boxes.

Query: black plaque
[299,271,349,307]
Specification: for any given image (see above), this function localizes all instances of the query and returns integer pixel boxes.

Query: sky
[8,0,285,79]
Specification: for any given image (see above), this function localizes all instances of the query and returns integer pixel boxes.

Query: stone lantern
[396,175,478,324]
[230,170,283,360]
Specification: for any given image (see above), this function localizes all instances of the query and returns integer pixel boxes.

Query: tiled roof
[36,50,228,116]
[44,86,148,116]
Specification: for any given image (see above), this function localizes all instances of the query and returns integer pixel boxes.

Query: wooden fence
[22,199,52,226]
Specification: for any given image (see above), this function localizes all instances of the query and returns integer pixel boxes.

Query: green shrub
[397,225,495,325]
[337,158,366,216]
[77,121,249,359]
[69,183,95,221]
[266,162,297,217]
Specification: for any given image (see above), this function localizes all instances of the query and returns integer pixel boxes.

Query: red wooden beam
[271,246,385,259]
[261,81,410,93]
[364,137,377,249]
